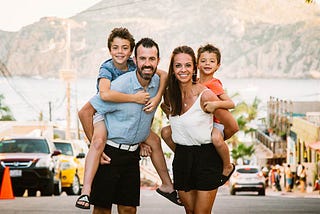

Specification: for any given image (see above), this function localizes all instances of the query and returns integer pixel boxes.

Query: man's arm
[78,102,96,142]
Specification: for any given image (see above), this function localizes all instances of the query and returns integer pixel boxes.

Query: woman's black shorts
[173,143,223,191]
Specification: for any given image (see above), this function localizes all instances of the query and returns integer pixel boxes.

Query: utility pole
[59,20,76,140]
[49,101,52,121]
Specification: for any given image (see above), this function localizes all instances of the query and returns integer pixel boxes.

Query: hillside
[0,0,319,78]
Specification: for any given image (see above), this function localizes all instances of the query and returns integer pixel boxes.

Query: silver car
[229,165,266,196]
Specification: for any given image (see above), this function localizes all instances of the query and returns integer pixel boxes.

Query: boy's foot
[75,194,90,209]
[156,188,183,206]
[220,163,235,185]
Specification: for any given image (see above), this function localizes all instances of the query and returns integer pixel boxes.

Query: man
[87,38,160,214]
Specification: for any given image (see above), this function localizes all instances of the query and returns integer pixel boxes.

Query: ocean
[0,77,319,127]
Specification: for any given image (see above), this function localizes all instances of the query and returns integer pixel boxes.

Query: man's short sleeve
[89,94,115,115]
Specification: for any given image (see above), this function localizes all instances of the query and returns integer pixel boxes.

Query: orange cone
[0,167,15,199]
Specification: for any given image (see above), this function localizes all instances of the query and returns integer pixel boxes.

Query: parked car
[229,165,266,196]
[53,140,87,195]
[0,136,62,196]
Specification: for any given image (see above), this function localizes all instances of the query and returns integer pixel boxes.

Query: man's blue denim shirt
[90,70,160,145]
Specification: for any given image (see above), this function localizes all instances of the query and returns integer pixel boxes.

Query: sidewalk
[266,187,320,198]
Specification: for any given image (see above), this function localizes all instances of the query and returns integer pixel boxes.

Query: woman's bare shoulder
[201,87,218,102]
[193,83,207,94]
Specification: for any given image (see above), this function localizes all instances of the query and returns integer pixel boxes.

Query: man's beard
[137,65,157,80]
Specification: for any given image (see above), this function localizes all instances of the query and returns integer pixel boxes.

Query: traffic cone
[0,167,15,199]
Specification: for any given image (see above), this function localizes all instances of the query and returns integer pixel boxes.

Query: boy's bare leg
[77,102,110,209]
[161,125,176,152]
[78,102,96,142]
[81,120,108,197]
[144,131,174,193]
[211,128,234,177]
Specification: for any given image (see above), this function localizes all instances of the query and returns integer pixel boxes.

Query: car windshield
[237,168,259,174]
[54,142,73,156]
[0,139,50,154]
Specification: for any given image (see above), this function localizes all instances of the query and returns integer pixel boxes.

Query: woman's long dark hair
[166,46,197,116]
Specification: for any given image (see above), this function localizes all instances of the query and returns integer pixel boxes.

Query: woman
[300,165,307,192]
[164,46,235,213]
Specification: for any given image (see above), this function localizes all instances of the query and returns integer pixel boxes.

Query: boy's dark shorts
[90,144,141,208]
[173,143,223,191]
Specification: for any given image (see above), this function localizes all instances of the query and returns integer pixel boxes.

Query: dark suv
[0,136,61,196]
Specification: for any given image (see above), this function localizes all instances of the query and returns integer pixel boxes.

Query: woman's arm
[201,90,239,140]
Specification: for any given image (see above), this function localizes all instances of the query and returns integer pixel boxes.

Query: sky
[0,0,101,31]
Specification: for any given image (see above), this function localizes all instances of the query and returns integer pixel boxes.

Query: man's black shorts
[90,144,141,208]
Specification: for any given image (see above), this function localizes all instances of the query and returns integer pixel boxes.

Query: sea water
[0,77,319,123]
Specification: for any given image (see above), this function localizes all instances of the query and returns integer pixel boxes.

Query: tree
[231,143,255,165]
[0,94,15,121]
[227,96,262,164]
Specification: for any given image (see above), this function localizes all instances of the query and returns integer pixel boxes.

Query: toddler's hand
[100,152,111,164]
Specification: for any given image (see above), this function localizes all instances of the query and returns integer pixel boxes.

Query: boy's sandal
[75,194,90,209]
[156,188,183,206]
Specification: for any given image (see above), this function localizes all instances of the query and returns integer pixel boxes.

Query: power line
[79,0,149,14]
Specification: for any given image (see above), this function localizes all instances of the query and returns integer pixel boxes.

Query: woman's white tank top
[169,89,213,146]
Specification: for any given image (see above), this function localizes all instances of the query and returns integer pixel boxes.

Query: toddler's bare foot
[222,163,235,177]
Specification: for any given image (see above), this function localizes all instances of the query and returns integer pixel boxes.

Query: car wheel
[66,174,81,195]
[28,188,37,196]
[41,176,54,196]
[230,188,236,195]
[13,188,25,197]
[54,179,62,196]
[258,189,265,196]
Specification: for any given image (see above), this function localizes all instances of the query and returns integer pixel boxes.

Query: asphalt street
[0,186,319,214]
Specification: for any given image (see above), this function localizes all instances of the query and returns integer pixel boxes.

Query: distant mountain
[0,0,319,78]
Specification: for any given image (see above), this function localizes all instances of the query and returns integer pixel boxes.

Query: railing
[255,130,287,158]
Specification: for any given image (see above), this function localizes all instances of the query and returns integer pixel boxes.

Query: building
[255,97,320,185]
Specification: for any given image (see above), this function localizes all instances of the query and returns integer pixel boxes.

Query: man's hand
[100,152,111,164]
[140,142,152,157]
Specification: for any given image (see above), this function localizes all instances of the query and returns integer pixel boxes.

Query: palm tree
[231,96,261,133]
[231,143,255,165]
[227,96,262,164]
[0,94,15,121]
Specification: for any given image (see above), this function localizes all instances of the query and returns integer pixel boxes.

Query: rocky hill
[0,0,319,78]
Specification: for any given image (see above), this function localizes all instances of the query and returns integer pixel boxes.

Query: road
[0,186,319,214]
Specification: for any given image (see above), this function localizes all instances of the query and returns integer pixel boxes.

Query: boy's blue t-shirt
[96,57,136,92]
